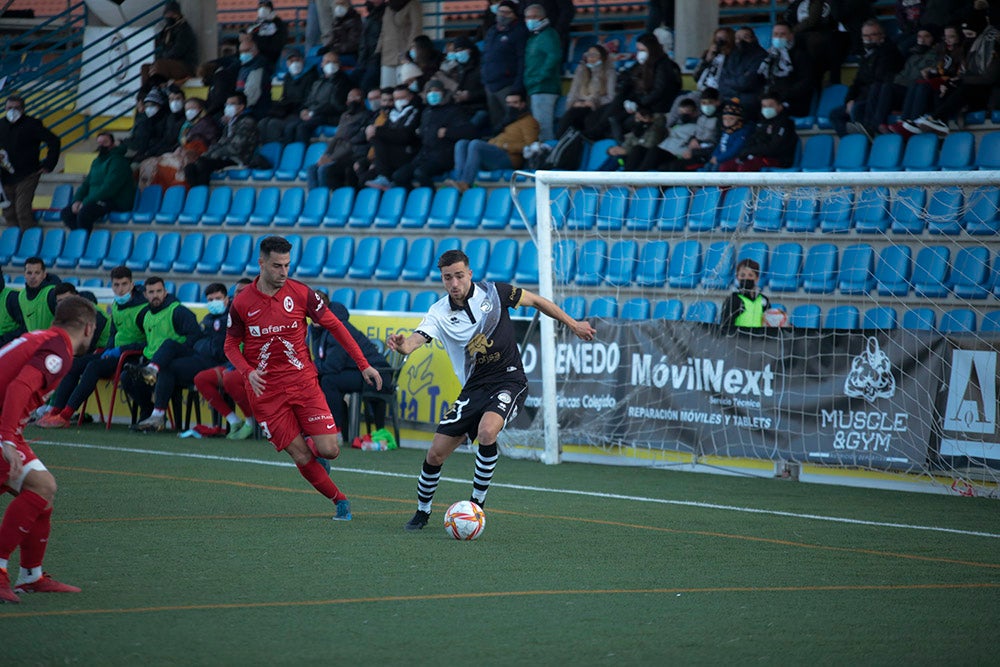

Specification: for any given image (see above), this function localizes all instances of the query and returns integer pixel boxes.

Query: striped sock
[416,460,442,513]
[472,442,499,505]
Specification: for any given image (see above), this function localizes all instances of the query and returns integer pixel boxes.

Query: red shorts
[246,377,339,451]
[0,438,43,494]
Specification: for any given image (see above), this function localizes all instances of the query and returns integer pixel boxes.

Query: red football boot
[0,568,20,603]
[14,572,81,594]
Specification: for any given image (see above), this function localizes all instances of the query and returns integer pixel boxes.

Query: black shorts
[436,382,528,442]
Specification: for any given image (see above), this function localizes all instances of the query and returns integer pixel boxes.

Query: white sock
[246,417,255,427]
[19,566,42,584]
[151,408,166,418]
[225,413,240,425]
[0,557,8,571]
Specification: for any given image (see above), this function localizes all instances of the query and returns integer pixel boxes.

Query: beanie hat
[143,87,167,107]
[722,97,743,117]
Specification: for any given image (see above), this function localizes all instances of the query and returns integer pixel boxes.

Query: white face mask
[144,105,159,118]
[334,4,348,17]
[185,108,199,121]
[5,109,21,123]
[257,7,270,19]
[323,62,339,76]
[636,50,649,64]
[169,100,184,113]
[224,104,238,118]
[287,61,303,75]
[393,99,408,112]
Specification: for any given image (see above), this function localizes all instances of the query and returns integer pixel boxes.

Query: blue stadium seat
[911,245,950,297]
[273,187,306,226]
[330,287,355,308]
[248,186,280,226]
[874,245,911,296]
[298,141,328,180]
[274,142,306,181]
[668,240,702,288]
[560,296,586,320]
[465,238,490,278]
[962,187,999,235]
[35,228,64,267]
[347,188,380,228]
[373,187,407,228]
[55,228,88,269]
[552,239,576,285]
[9,226,41,265]
[825,305,859,329]
[100,230,134,270]
[199,186,232,226]
[656,186,689,232]
[195,233,229,274]
[763,137,801,172]
[171,233,205,273]
[816,84,847,130]
[950,246,992,299]
[175,185,209,225]
[84,278,105,288]
[401,187,434,228]
[125,231,157,271]
[177,281,202,303]
[752,189,785,232]
[889,187,926,234]
[108,190,139,224]
[790,304,821,328]
[412,291,440,313]
[974,132,1000,169]
[40,184,73,222]
[819,187,854,233]
[635,241,669,287]
[832,134,869,172]
[626,186,661,231]
[937,132,974,170]
[322,187,355,228]
[651,299,682,320]
[348,237,380,279]
[718,187,752,232]
[512,188,536,229]
[737,241,770,286]
[701,241,735,290]
[355,288,383,311]
[129,185,163,224]
[605,240,638,287]
[549,188,571,230]
[480,188,512,230]
[853,187,891,233]
[838,244,874,294]
[566,188,598,230]
[863,306,897,330]
[799,134,834,172]
[436,237,461,260]
[621,298,651,320]
[867,134,904,171]
[383,289,411,312]
[902,308,936,331]
[685,301,717,324]
[687,186,722,232]
[900,133,938,171]
[153,184,187,224]
[573,239,607,286]
[251,142,283,180]
[980,311,1000,333]
[588,296,618,318]
[926,187,964,235]
[0,227,19,263]
[801,243,838,294]
[296,236,328,278]
[784,188,820,232]
[514,239,538,285]
[145,232,180,273]
[219,234,253,275]
[768,243,803,292]
[401,237,435,281]
[940,309,976,333]
[297,187,329,227]
[373,237,407,280]
[585,139,617,170]
[485,238,519,282]
[223,187,256,226]
[451,187,486,229]
[597,187,628,231]
[61,277,80,286]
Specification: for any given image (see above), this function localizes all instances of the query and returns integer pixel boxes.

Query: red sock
[297,460,346,502]
[19,506,51,569]
[59,407,74,420]
[0,489,49,560]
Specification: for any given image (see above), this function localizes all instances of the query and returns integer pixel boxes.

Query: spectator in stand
[720,92,797,172]
[0,269,25,348]
[784,0,838,87]
[662,88,722,171]
[557,44,617,140]
[693,27,735,93]
[719,259,770,328]
[635,98,702,171]
[444,91,538,193]
[866,27,939,135]
[281,52,353,144]
[896,0,929,53]
[892,24,966,134]
[376,0,423,87]
[143,97,221,190]
[200,37,242,119]
[407,35,444,91]
[60,133,136,233]
[598,106,666,171]
[352,87,395,182]
[143,1,197,86]
[328,0,363,64]
[184,93,260,187]
[481,1,529,131]
[0,95,60,231]
[354,0,386,93]
[523,4,562,143]
[307,87,374,190]
[18,258,60,332]
[249,0,289,68]
[718,27,768,117]
[535,0,575,60]
[830,19,905,137]
[360,86,422,189]
[434,37,488,130]
[136,86,186,188]
[236,36,273,120]
[759,21,815,118]
[258,49,321,143]
[603,33,681,142]
[830,0,879,84]
[124,87,170,166]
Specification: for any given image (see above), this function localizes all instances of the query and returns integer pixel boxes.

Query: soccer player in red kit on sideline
[0,296,96,602]
[225,236,382,521]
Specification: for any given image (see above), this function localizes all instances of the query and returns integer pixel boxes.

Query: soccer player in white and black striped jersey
[388,249,596,530]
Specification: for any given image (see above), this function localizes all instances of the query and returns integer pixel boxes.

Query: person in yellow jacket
[719,258,770,327]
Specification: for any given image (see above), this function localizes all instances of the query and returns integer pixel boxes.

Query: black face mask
[738,278,756,291]
[164,16,177,26]
[678,113,697,124]
[97,145,111,156]
[504,106,523,123]
[347,100,363,113]
[911,43,931,55]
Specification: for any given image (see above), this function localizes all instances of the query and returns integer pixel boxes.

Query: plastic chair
[863,306,897,330]
[294,236,327,278]
[687,186,721,232]
[838,244,875,294]
[383,289,411,312]
[889,187,926,234]
[322,186,355,228]
[175,185,209,225]
[684,301,718,324]
[77,230,114,270]
[103,350,143,430]
[485,238,519,282]
[588,296,618,318]
[400,187,434,228]
[298,187,329,228]
[874,245,911,296]
[355,288,383,310]
[604,240,638,287]
[451,187,486,229]
[752,189,785,232]
[10,226,42,265]
[950,246,992,299]
[219,234,253,275]
[0,227,19,264]
[199,186,233,226]
[401,237,435,281]
[784,187,820,232]
[195,233,229,274]
[718,187,752,232]
[560,296,586,320]
[251,141,283,180]
[653,299,683,320]
[832,134,870,172]
[248,186,280,226]
[625,186,661,231]
[322,236,355,278]
[635,241,669,287]
[584,139,617,170]
[974,132,1000,170]
[177,281,203,303]
[937,131,975,170]
[799,134,835,172]
[373,187,407,228]
[801,243,838,294]
[940,309,976,333]
[926,187,964,235]
[130,185,163,224]
[790,304,821,328]
[668,240,702,289]
[596,186,628,231]
[41,184,73,222]
[172,233,205,273]
[274,142,306,181]
[566,188,599,230]
[700,241,735,290]
[980,311,1000,333]
[900,133,938,171]
[154,185,187,224]
[511,188,535,229]
[867,134,904,171]
[621,298,651,320]
[347,188,380,228]
[819,187,855,233]
[223,187,257,226]
[480,188,513,230]
[412,291,440,313]
[573,239,607,286]
[298,141,328,180]
[347,347,408,447]
[55,228,88,269]
[465,238,490,278]
[36,228,65,267]
[825,305,859,330]
[373,237,407,280]
[273,187,306,227]
[768,243,803,292]
[911,245,950,297]
[853,187,891,233]
[347,237,380,279]
[514,240,539,285]
[125,231,158,271]
[962,187,1000,235]
[902,307,936,331]
[816,84,847,130]
[330,287,355,308]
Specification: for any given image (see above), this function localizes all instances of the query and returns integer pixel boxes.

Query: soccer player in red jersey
[0,296,96,602]
[225,236,382,521]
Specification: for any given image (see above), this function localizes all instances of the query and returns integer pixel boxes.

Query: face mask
[445,51,457,61]
[323,62,339,76]
[586,60,602,69]
[771,37,789,50]
[239,52,253,64]
[426,91,442,106]
[394,99,408,111]
[287,61,303,75]
[738,278,755,291]
[185,108,199,121]
[113,294,131,305]
[700,104,717,116]
[760,106,778,120]
[526,19,540,31]
[97,145,111,156]
[207,300,227,315]
[224,104,238,118]
[496,15,513,27]
[678,113,696,124]
[169,100,184,114]
[334,4,348,17]
[408,81,420,92]
[144,105,159,118]
[636,50,648,64]
[455,49,470,64]
[490,3,499,13]
[257,7,270,19]
[505,105,522,118]
[715,38,727,48]
[408,48,417,61]
[5,109,21,124]
[365,99,377,111]
[164,16,177,26]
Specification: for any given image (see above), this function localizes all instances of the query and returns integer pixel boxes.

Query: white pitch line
[40,439,1000,540]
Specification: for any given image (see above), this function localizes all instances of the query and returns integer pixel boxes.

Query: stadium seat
[512,188,536,229]
[718,187,752,232]
[798,134,835,172]
[853,187,891,233]
[926,187,964,235]
[373,237,407,280]
[347,237,380,279]
[588,296,618,318]
[655,186,689,232]
[274,142,306,181]
[436,237,461,260]
[355,288,383,311]
[175,185,209,225]
[911,246,950,297]
[171,233,205,273]
[832,134,870,172]
[0,227,19,264]
[566,188,599,230]
[465,238,490,278]
[41,184,73,222]
[295,236,327,278]
[635,241,669,287]
[55,228,88,269]
[273,187,306,227]
[34,228,64,267]
[451,187,486,229]
[195,233,229,274]
[752,189,785,232]
[874,245,912,296]
[322,187,355,227]
[685,301,717,324]
[297,187,329,228]
[177,281,202,303]
[374,187,407,228]
[383,289,411,312]
[198,186,232,226]
[330,287,355,308]
[552,239,576,285]
[596,187,628,231]
[9,227,42,266]
[900,133,938,171]
[950,246,992,299]
[219,233,253,275]
[143,232,179,273]
[818,187,854,233]
[412,291,440,312]
[815,84,847,130]
[514,239,538,285]
[687,186,722,232]
[223,187,256,226]
[400,237,435,281]
[701,241,735,290]
[974,132,1000,170]
[251,142,283,180]
[107,190,139,224]
[825,305,859,330]
[153,185,187,224]
[485,238,519,282]
[347,188,380,228]
[604,240,638,287]
[124,231,157,271]
[784,188,820,232]
[480,188,512,230]
[247,186,280,226]
[737,241,770,286]
[867,134,904,171]
[838,244,874,294]
[668,239,702,289]
[298,141,328,180]
[790,304,821,328]
[100,230,134,271]
[768,243,803,292]
[560,296,586,320]
[399,187,434,229]
[937,132,974,170]
[863,306,897,330]
[980,310,1000,333]
[940,309,976,333]
[573,239,607,286]
[129,185,163,224]
[550,188,571,230]
[585,140,617,171]
[621,298,651,320]
[902,307,935,331]
[626,186,662,231]
[653,299,684,320]
[962,187,1000,235]
[801,243,838,294]
[889,187,926,234]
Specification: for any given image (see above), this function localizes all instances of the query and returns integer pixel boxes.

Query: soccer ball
[443,500,485,540]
